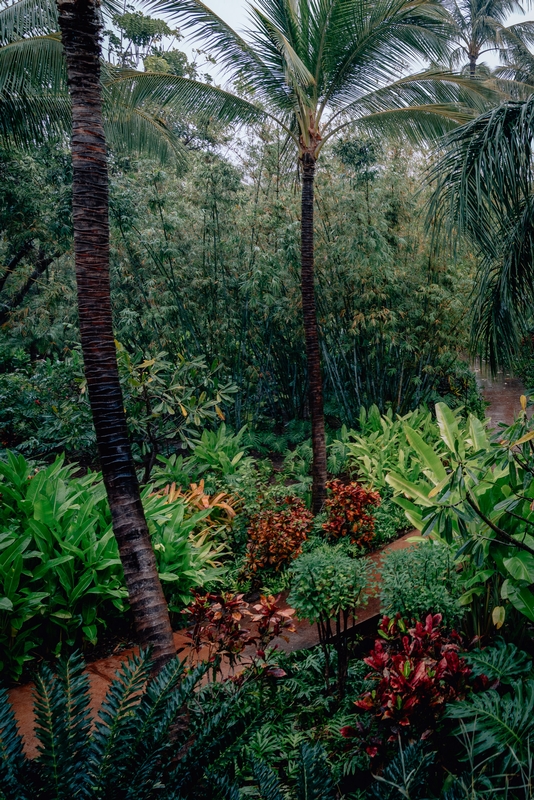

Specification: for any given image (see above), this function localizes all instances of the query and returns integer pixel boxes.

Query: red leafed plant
[246,496,313,576]
[248,594,296,659]
[322,479,380,548]
[182,590,296,680]
[352,613,471,747]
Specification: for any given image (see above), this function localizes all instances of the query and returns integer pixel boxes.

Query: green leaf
[404,424,446,482]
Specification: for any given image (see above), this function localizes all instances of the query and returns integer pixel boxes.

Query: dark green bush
[380,541,463,627]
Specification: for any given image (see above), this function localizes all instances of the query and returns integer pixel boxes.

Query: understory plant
[245,497,313,583]
[352,614,471,753]
[182,591,295,680]
[322,480,380,550]
[386,400,534,634]
[347,405,446,491]
[0,649,256,799]
[380,540,463,628]
[288,547,368,695]
[0,452,221,679]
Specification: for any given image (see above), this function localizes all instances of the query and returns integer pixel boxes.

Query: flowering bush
[246,496,313,575]
[322,479,380,548]
[348,613,471,751]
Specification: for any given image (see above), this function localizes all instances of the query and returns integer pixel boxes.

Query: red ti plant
[322,480,380,549]
[248,594,296,661]
[183,591,251,679]
[182,591,296,680]
[351,613,471,749]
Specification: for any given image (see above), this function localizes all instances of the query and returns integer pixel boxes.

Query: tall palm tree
[152,0,492,512]
[54,0,176,669]
[442,0,534,77]
[1,0,260,666]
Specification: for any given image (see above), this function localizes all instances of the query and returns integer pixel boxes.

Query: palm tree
[54,0,176,670]
[429,93,534,372]
[1,0,259,666]
[152,0,492,512]
[442,0,534,77]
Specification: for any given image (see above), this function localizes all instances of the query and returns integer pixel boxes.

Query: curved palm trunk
[301,154,327,513]
[56,0,175,670]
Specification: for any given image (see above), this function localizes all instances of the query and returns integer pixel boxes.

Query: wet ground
[472,360,528,427]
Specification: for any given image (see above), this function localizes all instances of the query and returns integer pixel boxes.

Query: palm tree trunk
[300,153,327,513]
[469,55,476,78]
[56,0,175,670]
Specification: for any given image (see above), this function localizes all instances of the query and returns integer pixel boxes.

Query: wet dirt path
[472,361,528,427]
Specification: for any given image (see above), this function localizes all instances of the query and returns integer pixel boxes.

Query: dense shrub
[352,614,471,749]
[380,541,463,627]
[289,547,369,693]
[0,452,222,680]
[245,497,313,576]
[322,479,380,549]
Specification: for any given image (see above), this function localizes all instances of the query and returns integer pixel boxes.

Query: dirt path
[472,360,528,427]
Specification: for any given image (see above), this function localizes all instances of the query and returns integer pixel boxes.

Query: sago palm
[153,0,492,511]
[442,0,534,77]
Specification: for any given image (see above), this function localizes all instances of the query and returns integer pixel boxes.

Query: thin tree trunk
[0,239,34,294]
[300,153,327,513]
[0,250,56,324]
[469,55,476,78]
[56,0,175,671]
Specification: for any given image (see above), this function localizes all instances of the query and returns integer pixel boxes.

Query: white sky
[172,0,534,75]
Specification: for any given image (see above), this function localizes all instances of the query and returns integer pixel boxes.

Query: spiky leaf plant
[0,649,254,799]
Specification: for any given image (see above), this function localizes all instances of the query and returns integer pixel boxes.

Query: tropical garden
[4,0,534,796]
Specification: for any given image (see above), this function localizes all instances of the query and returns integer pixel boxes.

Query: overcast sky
[176,0,534,75]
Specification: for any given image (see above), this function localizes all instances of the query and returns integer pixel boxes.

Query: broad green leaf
[435,402,459,453]
[386,472,433,506]
[404,425,446,482]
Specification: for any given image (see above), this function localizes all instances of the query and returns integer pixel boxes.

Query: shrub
[0,451,221,679]
[246,497,313,576]
[288,547,369,694]
[353,614,471,747]
[380,541,463,628]
[182,591,295,679]
[322,479,380,548]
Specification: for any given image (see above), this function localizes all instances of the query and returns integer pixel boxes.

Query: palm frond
[428,97,534,369]
[0,0,58,45]
[0,33,65,95]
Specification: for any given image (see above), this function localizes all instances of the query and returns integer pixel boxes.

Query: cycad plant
[154,0,492,511]
[0,650,253,799]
